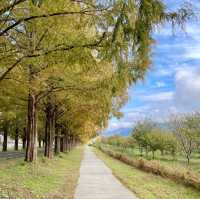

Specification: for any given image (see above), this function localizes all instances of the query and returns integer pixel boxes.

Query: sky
[104,0,200,135]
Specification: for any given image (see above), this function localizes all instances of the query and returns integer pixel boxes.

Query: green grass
[0,146,84,199]
[94,148,200,199]
[105,145,200,174]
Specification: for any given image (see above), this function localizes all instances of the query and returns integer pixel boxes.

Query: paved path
[75,146,138,199]
[0,151,25,159]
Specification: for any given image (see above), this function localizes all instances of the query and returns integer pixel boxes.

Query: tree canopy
[0,0,193,162]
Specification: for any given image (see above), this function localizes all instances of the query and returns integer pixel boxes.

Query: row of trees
[133,114,200,163]
[133,120,178,159]
[101,113,200,164]
[0,0,192,162]
[101,136,135,149]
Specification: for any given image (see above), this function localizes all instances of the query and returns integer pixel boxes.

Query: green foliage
[101,113,200,164]
[101,135,136,148]
[131,120,180,158]
[0,147,83,198]
[0,0,194,159]
[32,0,43,7]
[171,113,200,163]
[95,147,200,199]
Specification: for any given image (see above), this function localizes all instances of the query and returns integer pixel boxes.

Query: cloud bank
[104,1,200,134]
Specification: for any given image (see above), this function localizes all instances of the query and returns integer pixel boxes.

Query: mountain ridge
[103,127,132,137]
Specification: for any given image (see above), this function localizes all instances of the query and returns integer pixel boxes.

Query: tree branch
[0,0,26,15]
[27,32,106,58]
[0,8,108,36]
[0,57,24,82]
[0,32,106,82]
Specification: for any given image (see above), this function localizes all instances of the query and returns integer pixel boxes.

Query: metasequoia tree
[0,79,27,151]
[0,0,105,161]
[0,0,193,162]
[41,54,129,158]
[0,0,193,82]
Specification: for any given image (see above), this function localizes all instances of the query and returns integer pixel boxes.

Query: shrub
[97,145,200,191]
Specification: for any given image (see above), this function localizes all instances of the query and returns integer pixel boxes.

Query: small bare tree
[171,113,200,164]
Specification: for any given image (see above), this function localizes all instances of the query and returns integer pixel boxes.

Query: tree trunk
[152,151,155,159]
[67,135,70,151]
[145,146,148,157]
[38,138,42,148]
[186,154,190,164]
[25,94,38,162]
[63,135,67,152]
[72,137,75,148]
[70,136,73,150]
[22,127,26,150]
[42,139,45,147]
[55,127,61,154]
[2,125,8,152]
[139,145,143,156]
[14,128,19,151]
[60,137,64,152]
[38,139,42,148]
[73,137,76,147]
[44,108,48,157]
[44,102,56,159]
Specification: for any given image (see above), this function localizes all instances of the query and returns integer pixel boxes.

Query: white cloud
[186,24,200,40]
[126,111,147,121]
[155,81,166,88]
[154,68,173,77]
[140,91,174,102]
[174,67,200,110]
[107,66,200,133]
[106,121,133,131]
[104,3,200,133]
[168,106,178,114]
[184,48,200,59]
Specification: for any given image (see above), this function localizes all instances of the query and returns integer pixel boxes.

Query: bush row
[97,145,200,191]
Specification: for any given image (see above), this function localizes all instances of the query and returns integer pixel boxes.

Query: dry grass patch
[98,145,200,192]
[94,147,200,199]
[0,147,84,199]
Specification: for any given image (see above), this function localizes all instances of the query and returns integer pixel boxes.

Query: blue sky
[105,0,200,134]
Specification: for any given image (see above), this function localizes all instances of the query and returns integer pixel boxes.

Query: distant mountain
[103,127,132,137]
[102,122,171,137]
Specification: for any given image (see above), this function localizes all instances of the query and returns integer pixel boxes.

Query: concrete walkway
[74,146,138,199]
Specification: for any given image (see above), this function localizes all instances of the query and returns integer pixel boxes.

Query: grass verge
[106,145,200,173]
[98,144,200,190]
[0,146,84,199]
[94,147,200,199]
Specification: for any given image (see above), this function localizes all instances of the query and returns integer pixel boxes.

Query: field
[0,147,83,199]
[103,145,200,173]
[94,147,200,199]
